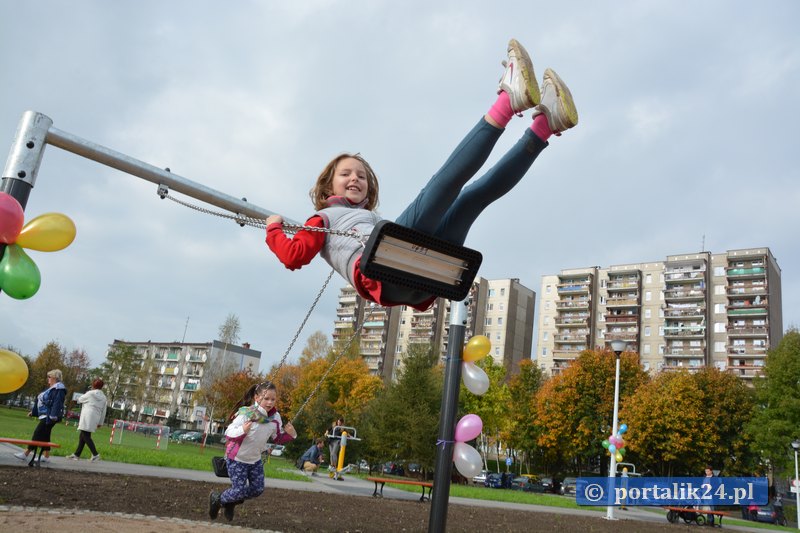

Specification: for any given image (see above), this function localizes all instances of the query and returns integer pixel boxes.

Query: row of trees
[5,328,800,484]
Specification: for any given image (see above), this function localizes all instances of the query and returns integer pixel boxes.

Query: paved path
[0,442,766,532]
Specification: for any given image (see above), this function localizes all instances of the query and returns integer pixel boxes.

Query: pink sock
[487,91,514,128]
[530,113,553,141]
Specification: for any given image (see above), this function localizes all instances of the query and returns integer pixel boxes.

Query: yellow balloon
[463,335,491,362]
[16,212,76,252]
[0,348,29,393]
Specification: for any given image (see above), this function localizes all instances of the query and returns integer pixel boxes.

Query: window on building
[497,317,503,326]
[659,308,664,318]
[658,326,664,336]
[543,332,549,341]
[658,344,665,355]
[489,289,495,297]
[545,302,550,310]
[643,344,651,354]
[496,333,501,341]
[485,317,492,326]
[495,347,500,355]
[715,284,725,295]
[546,285,551,293]
[645,309,652,319]
[643,361,651,371]
[601,279,607,288]
[487,303,494,311]
[714,322,726,333]
[600,296,606,305]
[645,291,652,301]
[645,326,651,337]
[714,303,725,314]
[500,288,505,296]
[714,266,725,276]
[543,317,549,325]
[499,303,504,311]
[646,274,652,284]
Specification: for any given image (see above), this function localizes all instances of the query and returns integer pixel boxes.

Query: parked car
[382,462,404,476]
[472,470,490,485]
[539,476,557,493]
[484,472,505,489]
[169,429,189,441]
[510,476,547,493]
[407,463,421,475]
[180,431,203,442]
[560,477,577,495]
[750,501,787,525]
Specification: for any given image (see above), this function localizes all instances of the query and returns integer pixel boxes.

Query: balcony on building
[605,310,639,325]
[664,267,706,282]
[554,332,589,344]
[664,285,706,301]
[556,297,590,310]
[726,323,768,336]
[663,324,706,338]
[606,296,639,308]
[555,313,590,327]
[187,351,207,363]
[605,331,638,343]
[660,360,706,372]
[663,303,705,319]
[726,261,766,279]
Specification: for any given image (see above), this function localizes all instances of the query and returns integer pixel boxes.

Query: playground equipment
[325,425,361,480]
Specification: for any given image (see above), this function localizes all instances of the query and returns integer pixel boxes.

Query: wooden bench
[0,437,61,467]
[366,476,433,502]
[665,506,728,527]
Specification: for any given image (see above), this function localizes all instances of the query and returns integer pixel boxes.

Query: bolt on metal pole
[428,299,468,533]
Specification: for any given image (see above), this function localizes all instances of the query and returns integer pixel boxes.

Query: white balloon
[462,362,489,395]
[453,442,482,478]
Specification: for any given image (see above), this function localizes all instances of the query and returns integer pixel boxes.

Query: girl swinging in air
[209,381,296,522]
[266,38,578,309]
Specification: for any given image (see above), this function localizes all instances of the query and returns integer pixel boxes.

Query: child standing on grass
[266,38,578,310]
[209,381,296,521]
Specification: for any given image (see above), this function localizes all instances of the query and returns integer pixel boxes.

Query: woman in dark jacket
[14,369,67,463]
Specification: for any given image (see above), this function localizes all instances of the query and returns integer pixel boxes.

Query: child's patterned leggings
[220,458,264,504]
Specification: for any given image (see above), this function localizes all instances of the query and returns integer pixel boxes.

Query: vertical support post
[428,299,468,533]
[794,447,800,530]
[606,351,621,520]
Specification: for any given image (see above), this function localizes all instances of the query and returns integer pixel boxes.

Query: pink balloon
[0,193,24,244]
[454,414,483,443]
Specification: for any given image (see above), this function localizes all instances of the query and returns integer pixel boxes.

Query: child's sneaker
[531,68,579,135]
[14,452,27,461]
[498,38,540,114]
[39,456,49,463]
[90,454,101,462]
[66,454,79,460]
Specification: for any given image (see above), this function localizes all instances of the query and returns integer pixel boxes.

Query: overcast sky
[2,1,798,372]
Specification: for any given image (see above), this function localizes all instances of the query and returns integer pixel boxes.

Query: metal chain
[288,305,378,423]
[268,269,335,380]
[162,190,366,241]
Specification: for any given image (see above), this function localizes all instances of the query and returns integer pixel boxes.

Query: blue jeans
[395,118,547,245]
[383,118,546,304]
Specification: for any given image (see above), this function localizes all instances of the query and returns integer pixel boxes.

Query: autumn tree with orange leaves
[622,368,755,476]
[534,349,648,475]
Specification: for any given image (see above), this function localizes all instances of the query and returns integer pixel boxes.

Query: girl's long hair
[227,381,277,422]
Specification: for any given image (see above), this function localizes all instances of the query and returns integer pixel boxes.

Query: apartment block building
[333,277,536,382]
[536,247,782,382]
[106,339,261,428]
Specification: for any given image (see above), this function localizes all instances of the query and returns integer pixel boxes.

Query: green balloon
[0,244,41,299]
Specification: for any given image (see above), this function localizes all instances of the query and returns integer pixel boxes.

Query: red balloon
[0,193,24,244]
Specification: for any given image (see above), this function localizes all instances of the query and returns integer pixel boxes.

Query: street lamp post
[606,339,627,521]
[791,440,800,530]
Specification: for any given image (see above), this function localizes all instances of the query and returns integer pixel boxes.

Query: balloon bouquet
[602,423,629,464]
[452,335,492,478]
[0,191,76,299]
[0,191,74,393]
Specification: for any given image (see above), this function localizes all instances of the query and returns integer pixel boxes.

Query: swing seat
[359,221,482,301]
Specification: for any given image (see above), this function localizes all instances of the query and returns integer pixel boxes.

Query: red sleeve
[266,216,326,270]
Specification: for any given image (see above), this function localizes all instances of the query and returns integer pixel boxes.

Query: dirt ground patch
[0,466,690,532]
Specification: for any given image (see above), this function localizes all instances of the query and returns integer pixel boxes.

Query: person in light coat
[66,378,107,461]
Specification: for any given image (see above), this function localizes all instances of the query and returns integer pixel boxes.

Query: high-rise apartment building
[536,247,782,381]
[332,277,536,382]
[106,339,261,429]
